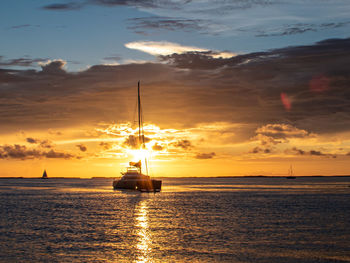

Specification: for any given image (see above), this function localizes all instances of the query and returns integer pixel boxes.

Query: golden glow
[135,200,151,263]
[1,122,350,177]
[128,149,151,163]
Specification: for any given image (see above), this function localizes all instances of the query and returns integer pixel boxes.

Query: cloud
[127,17,210,34]
[103,55,122,62]
[123,135,150,149]
[252,124,312,149]
[41,0,186,11]
[48,129,63,136]
[249,147,272,154]
[0,144,75,160]
[195,152,216,159]
[8,24,40,30]
[256,24,317,37]
[99,142,112,150]
[255,124,311,140]
[1,37,350,141]
[43,0,279,11]
[42,2,84,10]
[40,140,53,148]
[125,41,208,56]
[41,1,350,38]
[286,147,337,158]
[95,122,241,159]
[152,143,163,151]
[0,56,47,67]
[0,145,40,160]
[26,138,53,148]
[320,21,350,29]
[76,144,87,152]
[172,139,192,150]
[39,59,67,74]
[256,21,350,37]
[123,135,138,149]
[90,0,162,9]
[26,137,39,144]
[44,149,75,159]
[125,41,236,58]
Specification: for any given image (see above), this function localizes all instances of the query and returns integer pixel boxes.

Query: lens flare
[127,149,151,162]
[280,92,292,111]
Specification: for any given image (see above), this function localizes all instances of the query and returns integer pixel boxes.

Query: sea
[0,176,349,263]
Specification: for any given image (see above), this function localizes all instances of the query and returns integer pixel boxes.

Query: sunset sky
[1,0,350,177]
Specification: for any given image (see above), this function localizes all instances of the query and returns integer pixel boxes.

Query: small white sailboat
[113,81,162,192]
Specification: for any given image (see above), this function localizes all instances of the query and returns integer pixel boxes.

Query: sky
[1,0,350,177]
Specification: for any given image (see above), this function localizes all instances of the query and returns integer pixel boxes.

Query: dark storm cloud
[127,17,208,34]
[0,60,178,133]
[159,37,350,134]
[195,152,216,159]
[0,144,75,160]
[1,37,350,141]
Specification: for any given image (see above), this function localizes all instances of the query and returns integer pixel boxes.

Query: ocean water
[0,177,349,262]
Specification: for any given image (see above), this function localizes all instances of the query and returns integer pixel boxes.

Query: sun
[128,149,151,162]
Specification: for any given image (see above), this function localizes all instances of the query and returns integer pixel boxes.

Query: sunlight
[128,149,151,163]
[135,200,151,263]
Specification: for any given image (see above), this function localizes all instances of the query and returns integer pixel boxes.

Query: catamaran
[113,81,162,192]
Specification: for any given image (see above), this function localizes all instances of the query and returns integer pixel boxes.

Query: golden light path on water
[135,200,151,263]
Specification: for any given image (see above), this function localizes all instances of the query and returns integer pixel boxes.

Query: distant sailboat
[286,165,296,179]
[113,81,162,192]
[42,169,48,179]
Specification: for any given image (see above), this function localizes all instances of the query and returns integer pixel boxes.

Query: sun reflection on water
[135,200,151,263]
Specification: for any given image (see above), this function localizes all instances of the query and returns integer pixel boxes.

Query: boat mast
[138,81,141,146]
[137,81,149,176]
[137,81,142,174]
